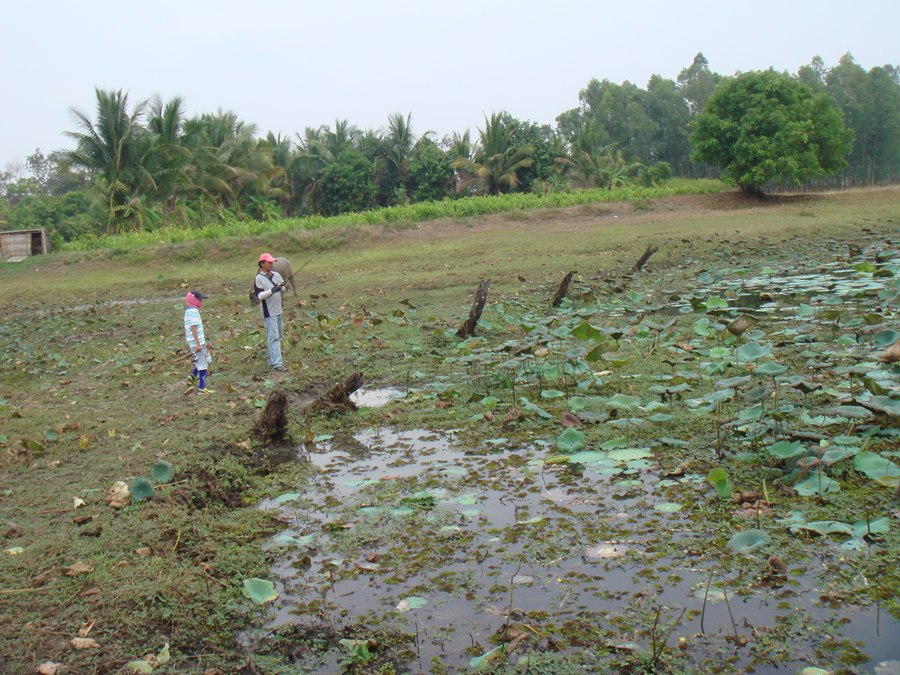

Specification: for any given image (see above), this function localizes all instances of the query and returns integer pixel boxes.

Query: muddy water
[257,429,899,672]
[348,387,406,408]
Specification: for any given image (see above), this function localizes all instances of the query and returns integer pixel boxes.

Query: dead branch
[631,245,659,273]
[551,271,577,308]
[457,280,490,338]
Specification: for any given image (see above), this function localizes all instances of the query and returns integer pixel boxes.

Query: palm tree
[379,112,434,198]
[64,88,150,232]
[453,113,533,195]
[145,95,192,225]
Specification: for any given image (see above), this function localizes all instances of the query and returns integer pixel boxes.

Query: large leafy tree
[691,70,853,196]
[317,149,375,216]
[825,54,900,185]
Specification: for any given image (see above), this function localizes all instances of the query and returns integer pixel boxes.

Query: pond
[253,428,899,672]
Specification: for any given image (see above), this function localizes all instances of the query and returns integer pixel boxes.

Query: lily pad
[767,441,806,460]
[654,502,682,513]
[794,472,840,496]
[727,529,771,554]
[243,578,278,604]
[606,448,652,462]
[150,460,174,484]
[853,451,900,487]
[129,477,154,502]
[707,468,733,499]
[396,596,427,612]
[556,427,585,453]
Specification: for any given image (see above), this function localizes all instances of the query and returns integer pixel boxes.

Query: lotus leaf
[788,520,853,536]
[703,296,729,310]
[150,460,174,484]
[707,468,733,499]
[654,502,682,513]
[857,395,900,417]
[556,427,585,453]
[853,451,900,487]
[274,492,301,503]
[243,578,278,604]
[572,321,604,341]
[793,472,840,496]
[396,596,427,612]
[273,534,315,547]
[875,329,900,348]
[601,436,629,449]
[129,477,154,502]
[518,397,552,419]
[606,394,641,410]
[565,451,611,466]
[607,448,652,462]
[850,517,890,538]
[737,341,772,362]
[540,389,565,400]
[709,346,732,359]
[727,529,771,553]
[767,441,806,460]
[821,446,858,465]
[469,645,506,670]
[753,361,787,377]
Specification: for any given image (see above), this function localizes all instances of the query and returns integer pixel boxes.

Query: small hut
[0,228,50,261]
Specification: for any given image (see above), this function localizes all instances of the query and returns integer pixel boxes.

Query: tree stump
[457,280,490,338]
[253,389,290,445]
[310,372,363,414]
[631,245,659,273]
[551,271,577,308]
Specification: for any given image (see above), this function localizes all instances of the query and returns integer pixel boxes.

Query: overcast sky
[2,0,897,167]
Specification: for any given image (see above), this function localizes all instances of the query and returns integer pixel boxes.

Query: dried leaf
[561,412,582,428]
[73,497,86,509]
[107,481,130,509]
[78,620,94,637]
[62,561,94,576]
[36,663,62,675]
[70,637,99,649]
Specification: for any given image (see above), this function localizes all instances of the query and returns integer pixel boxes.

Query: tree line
[0,52,896,247]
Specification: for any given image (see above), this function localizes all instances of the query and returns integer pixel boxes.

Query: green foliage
[409,140,453,202]
[707,468,733,499]
[691,70,854,195]
[317,150,376,216]
[638,162,673,187]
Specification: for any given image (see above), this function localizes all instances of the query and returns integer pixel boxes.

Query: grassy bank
[59,179,726,253]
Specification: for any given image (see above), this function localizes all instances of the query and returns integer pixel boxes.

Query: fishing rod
[277,249,324,289]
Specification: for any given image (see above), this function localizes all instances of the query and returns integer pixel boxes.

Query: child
[184,290,213,393]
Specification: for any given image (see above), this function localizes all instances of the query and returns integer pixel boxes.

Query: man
[254,253,286,371]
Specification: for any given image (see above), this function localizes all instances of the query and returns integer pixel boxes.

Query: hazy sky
[2,0,897,167]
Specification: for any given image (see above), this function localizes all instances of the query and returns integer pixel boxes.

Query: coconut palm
[145,95,192,225]
[379,112,434,199]
[64,88,150,232]
[453,113,533,195]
